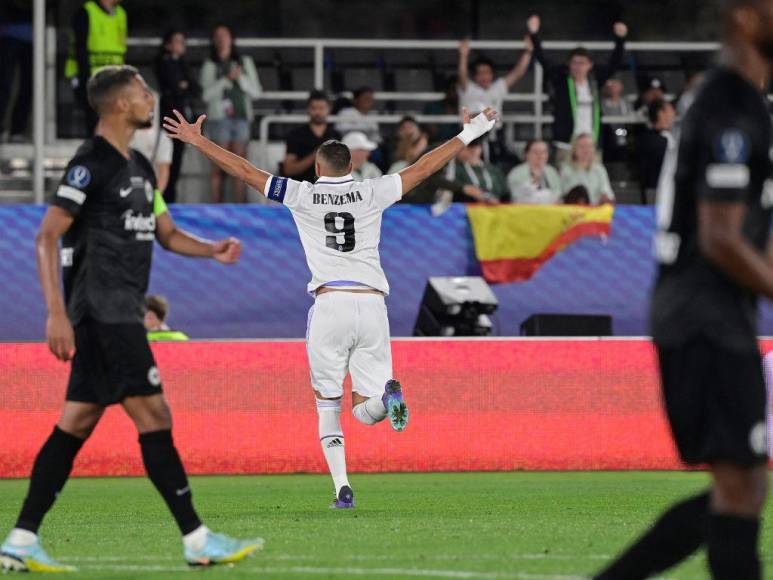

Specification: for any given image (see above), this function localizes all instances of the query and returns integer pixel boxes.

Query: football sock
[594,491,709,580]
[317,398,350,495]
[182,524,211,552]
[6,528,37,546]
[708,513,760,579]
[352,396,387,426]
[15,426,85,533]
[139,429,202,535]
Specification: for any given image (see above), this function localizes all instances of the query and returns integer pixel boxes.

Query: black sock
[139,429,202,535]
[15,427,85,533]
[708,513,760,580]
[595,491,709,580]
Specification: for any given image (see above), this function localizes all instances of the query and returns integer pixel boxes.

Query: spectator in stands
[560,134,615,205]
[144,295,189,341]
[0,0,32,142]
[634,75,666,112]
[423,75,460,144]
[387,116,426,173]
[283,90,340,183]
[637,98,675,196]
[130,89,174,192]
[449,137,507,202]
[335,86,381,144]
[507,139,562,204]
[65,0,128,136]
[155,29,200,203]
[600,78,632,163]
[457,36,533,162]
[342,132,382,181]
[200,24,261,203]
[527,14,628,166]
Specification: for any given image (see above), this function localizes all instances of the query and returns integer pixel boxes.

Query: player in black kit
[595,1,773,579]
[0,66,263,573]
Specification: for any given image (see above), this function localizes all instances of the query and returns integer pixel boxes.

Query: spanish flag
[466,204,614,283]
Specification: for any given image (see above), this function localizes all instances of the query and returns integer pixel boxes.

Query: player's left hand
[163,110,205,144]
[613,22,628,38]
[212,237,241,264]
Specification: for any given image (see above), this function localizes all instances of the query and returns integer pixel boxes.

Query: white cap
[342,131,377,151]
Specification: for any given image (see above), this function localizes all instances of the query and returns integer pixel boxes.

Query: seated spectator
[283,90,341,183]
[450,137,507,202]
[388,117,427,173]
[129,89,174,192]
[560,134,615,205]
[144,295,189,341]
[423,75,460,144]
[507,139,562,204]
[637,98,675,194]
[200,24,261,203]
[634,75,666,112]
[600,78,632,162]
[335,86,381,145]
[342,131,382,181]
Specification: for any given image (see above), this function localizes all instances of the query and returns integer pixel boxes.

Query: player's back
[651,67,773,350]
[265,173,402,295]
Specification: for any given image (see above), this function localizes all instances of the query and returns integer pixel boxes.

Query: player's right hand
[458,39,470,56]
[47,311,75,362]
[163,110,206,144]
[527,14,540,35]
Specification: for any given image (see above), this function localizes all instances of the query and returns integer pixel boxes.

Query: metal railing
[29,22,723,203]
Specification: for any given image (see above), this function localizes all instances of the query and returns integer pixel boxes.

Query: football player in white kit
[163,104,497,508]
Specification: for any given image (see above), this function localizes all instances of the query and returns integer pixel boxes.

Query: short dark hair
[317,139,351,173]
[564,185,591,205]
[352,86,374,99]
[471,57,495,74]
[145,295,169,322]
[568,47,592,61]
[524,139,547,154]
[87,65,140,115]
[307,89,329,105]
[647,98,669,125]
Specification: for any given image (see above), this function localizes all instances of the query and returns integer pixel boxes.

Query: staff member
[144,295,189,341]
[64,0,127,136]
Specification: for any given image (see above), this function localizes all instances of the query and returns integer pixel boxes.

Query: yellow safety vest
[64,1,127,79]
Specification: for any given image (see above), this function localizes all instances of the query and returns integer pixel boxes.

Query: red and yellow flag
[466,204,614,283]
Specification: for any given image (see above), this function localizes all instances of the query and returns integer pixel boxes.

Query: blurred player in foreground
[0,65,262,573]
[596,0,773,577]
[164,104,497,509]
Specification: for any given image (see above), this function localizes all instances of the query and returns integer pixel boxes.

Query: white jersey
[263,173,402,295]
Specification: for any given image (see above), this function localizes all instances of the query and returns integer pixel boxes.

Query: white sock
[182,525,210,551]
[317,398,349,495]
[7,528,37,546]
[352,396,387,426]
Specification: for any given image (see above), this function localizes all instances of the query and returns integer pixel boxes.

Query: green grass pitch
[0,472,771,579]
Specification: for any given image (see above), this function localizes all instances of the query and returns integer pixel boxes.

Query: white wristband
[457,126,478,146]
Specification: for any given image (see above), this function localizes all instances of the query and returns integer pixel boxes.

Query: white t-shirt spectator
[335,107,381,144]
[458,78,508,126]
[574,81,594,137]
[129,95,173,166]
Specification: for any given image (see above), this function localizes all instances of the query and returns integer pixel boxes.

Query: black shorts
[67,318,163,406]
[657,338,768,466]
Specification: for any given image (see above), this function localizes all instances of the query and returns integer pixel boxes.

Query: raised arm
[457,39,470,91]
[503,36,533,89]
[163,110,271,193]
[598,22,628,86]
[526,15,552,71]
[35,206,75,361]
[399,107,497,196]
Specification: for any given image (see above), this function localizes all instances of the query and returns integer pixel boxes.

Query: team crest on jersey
[66,165,91,189]
[714,129,749,164]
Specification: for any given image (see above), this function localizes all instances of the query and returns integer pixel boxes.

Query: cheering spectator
[342,132,382,181]
[129,89,173,192]
[450,138,508,202]
[423,75,460,144]
[283,90,341,183]
[637,98,675,194]
[527,14,627,166]
[560,134,615,205]
[335,86,381,144]
[64,0,128,135]
[457,36,532,161]
[155,29,200,203]
[0,0,32,142]
[200,24,261,203]
[507,139,562,204]
[634,75,666,112]
[600,78,632,162]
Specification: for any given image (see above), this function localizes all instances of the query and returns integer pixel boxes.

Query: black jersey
[651,68,773,351]
[51,136,162,325]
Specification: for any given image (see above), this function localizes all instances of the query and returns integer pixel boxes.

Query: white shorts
[306,291,393,399]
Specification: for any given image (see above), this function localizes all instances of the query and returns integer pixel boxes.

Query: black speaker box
[520,313,612,337]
